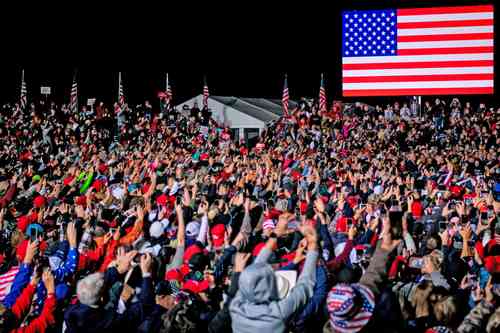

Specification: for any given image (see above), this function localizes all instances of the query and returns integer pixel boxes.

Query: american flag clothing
[70,73,78,114]
[342,5,494,96]
[20,70,27,110]
[319,73,326,111]
[118,72,125,106]
[282,75,289,117]
[203,76,209,108]
[0,266,20,302]
[327,283,375,333]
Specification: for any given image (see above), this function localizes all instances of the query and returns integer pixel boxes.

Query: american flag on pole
[70,72,78,113]
[342,5,494,96]
[118,72,125,106]
[319,73,327,111]
[166,73,172,107]
[282,74,289,116]
[20,70,27,110]
[203,76,209,108]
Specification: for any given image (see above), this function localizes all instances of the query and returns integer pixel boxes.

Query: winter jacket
[229,247,318,333]
[64,270,154,333]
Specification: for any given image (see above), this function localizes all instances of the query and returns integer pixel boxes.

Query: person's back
[229,237,318,333]
[64,302,115,333]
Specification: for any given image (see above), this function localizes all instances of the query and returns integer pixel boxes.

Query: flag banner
[203,76,209,108]
[319,74,326,111]
[282,75,289,116]
[20,70,27,110]
[342,5,494,96]
[118,72,125,106]
[166,73,172,107]
[70,73,78,113]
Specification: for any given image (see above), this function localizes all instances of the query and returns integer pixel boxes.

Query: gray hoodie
[229,247,318,333]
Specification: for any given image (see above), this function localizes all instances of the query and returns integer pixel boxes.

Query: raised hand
[67,222,78,248]
[293,239,308,264]
[42,270,55,295]
[116,249,138,274]
[23,240,39,264]
[140,253,152,275]
[233,252,252,273]
[380,217,402,252]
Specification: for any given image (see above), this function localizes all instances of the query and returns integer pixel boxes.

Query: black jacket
[64,267,155,333]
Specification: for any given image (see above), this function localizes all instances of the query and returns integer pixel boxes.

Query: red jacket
[11,283,56,333]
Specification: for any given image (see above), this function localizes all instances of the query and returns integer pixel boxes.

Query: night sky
[1,0,496,107]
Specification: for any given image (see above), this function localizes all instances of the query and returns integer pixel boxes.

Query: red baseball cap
[33,195,46,208]
[210,224,226,248]
[182,279,210,294]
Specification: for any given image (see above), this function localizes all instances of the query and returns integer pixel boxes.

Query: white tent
[176,95,296,142]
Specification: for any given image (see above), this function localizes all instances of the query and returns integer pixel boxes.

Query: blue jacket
[292,264,329,332]
[34,246,79,314]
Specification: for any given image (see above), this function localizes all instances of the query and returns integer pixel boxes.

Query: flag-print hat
[327,283,375,333]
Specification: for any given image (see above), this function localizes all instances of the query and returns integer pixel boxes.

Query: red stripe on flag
[397,33,493,42]
[397,46,493,55]
[342,73,494,83]
[397,19,493,29]
[342,60,493,70]
[398,5,493,16]
[343,87,493,96]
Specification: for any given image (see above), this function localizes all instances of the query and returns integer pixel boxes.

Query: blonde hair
[427,249,444,271]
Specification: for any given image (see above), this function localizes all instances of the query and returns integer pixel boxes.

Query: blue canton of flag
[343,9,397,57]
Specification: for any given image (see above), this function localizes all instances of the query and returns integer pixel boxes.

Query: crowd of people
[0,92,499,333]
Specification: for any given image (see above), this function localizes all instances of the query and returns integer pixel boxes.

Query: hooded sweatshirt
[229,247,318,333]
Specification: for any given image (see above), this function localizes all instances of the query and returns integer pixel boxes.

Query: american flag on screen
[342,5,494,97]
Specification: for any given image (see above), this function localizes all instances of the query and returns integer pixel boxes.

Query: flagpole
[118,72,121,102]
[166,73,169,92]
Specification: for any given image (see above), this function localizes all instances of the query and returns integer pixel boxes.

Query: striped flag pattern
[319,73,327,111]
[203,76,209,108]
[118,72,125,106]
[342,5,494,96]
[282,74,289,116]
[0,266,19,302]
[20,70,27,110]
[166,73,172,108]
[70,72,78,113]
